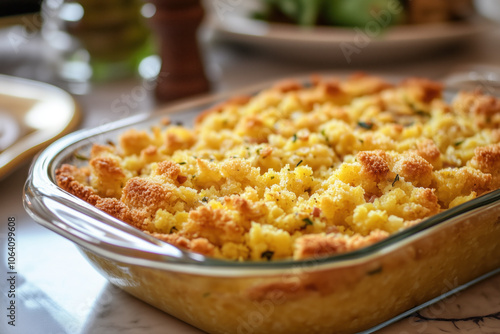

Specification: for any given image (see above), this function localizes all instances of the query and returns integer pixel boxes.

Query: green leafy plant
[255,0,404,27]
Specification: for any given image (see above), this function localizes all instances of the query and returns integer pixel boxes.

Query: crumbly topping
[56,74,500,261]
[357,150,391,182]
[294,230,389,260]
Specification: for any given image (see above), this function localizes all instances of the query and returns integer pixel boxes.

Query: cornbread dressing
[56,74,500,261]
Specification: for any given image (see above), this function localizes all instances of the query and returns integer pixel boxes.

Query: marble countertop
[1,21,500,334]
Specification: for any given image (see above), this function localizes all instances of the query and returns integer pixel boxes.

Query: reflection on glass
[41,0,156,87]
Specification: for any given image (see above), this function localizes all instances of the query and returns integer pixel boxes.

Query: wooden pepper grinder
[147,0,210,101]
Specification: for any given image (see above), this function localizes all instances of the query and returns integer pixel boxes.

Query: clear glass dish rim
[22,74,500,275]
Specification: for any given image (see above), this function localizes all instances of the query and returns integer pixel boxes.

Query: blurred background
[1,0,499,155]
[0,0,499,101]
[1,1,500,334]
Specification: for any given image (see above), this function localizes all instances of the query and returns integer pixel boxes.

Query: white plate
[0,75,80,179]
[207,1,488,65]
[474,0,500,22]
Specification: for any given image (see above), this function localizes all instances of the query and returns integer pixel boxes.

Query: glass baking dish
[23,76,500,334]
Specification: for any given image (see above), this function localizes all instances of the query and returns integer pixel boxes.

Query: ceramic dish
[207,1,487,65]
[24,75,500,334]
[0,74,79,179]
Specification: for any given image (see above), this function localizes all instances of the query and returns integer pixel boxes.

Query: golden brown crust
[471,143,500,174]
[240,115,270,144]
[466,170,491,194]
[416,139,441,168]
[90,144,114,158]
[394,152,434,187]
[470,94,500,116]
[310,75,344,98]
[121,178,176,217]
[183,205,245,246]
[89,155,127,198]
[471,143,500,189]
[357,150,391,182]
[165,132,193,153]
[433,167,492,207]
[119,129,153,156]
[56,164,100,205]
[94,197,138,226]
[224,196,265,226]
[293,230,389,260]
[141,145,158,158]
[90,157,125,179]
[156,160,181,180]
[414,188,440,217]
[402,77,443,103]
[491,129,500,143]
[56,74,500,262]
[150,233,216,257]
